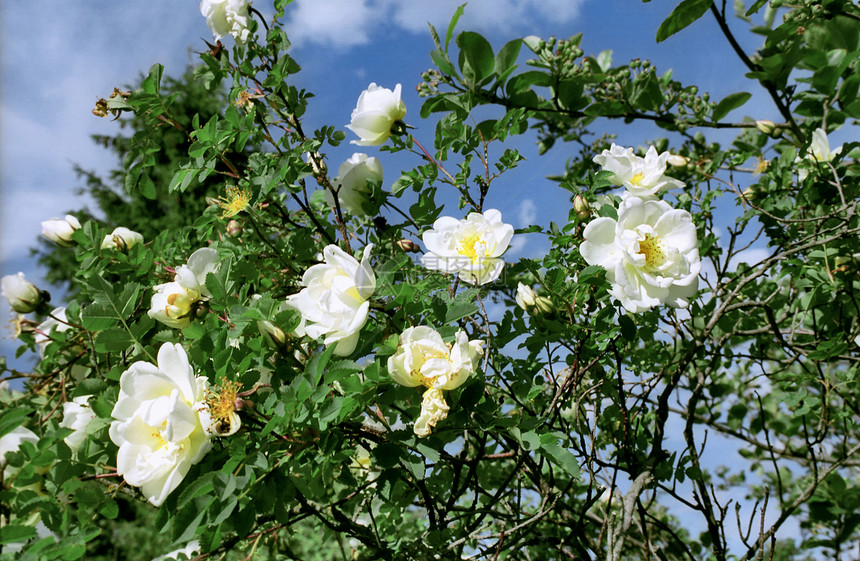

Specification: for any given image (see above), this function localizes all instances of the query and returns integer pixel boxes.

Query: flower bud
[515,282,537,311]
[41,215,81,247]
[667,154,688,167]
[257,320,287,350]
[101,227,143,251]
[535,296,555,316]
[755,120,776,136]
[226,219,243,236]
[1,273,45,314]
[396,239,421,253]
[573,195,591,219]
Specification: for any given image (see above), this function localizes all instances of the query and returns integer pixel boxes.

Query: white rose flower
[387,326,483,437]
[1,272,44,314]
[324,153,384,215]
[414,388,450,438]
[200,0,251,43]
[796,128,843,180]
[41,215,81,247]
[109,343,211,506]
[287,245,375,356]
[580,197,701,313]
[388,327,483,391]
[421,209,514,285]
[515,283,537,311]
[101,227,144,251]
[346,83,406,146]
[593,144,685,198]
[60,395,96,452]
[148,281,199,330]
[152,540,201,561]
[35,307,71,355]
[148,248,220,329]
[0,426,38,473]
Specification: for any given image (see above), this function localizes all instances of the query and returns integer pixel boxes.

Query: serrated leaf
[0,408,33,439]
[656,0,712,43]
[457,31,495,86]
[94,328,134,353]
[712,91,752,122]
[0,524,37,544]
[81,302,118,331]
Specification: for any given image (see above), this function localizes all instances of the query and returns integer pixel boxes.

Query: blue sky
[2,0,830,549]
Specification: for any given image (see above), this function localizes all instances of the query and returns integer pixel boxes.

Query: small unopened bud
[308,153,327,178]
[396,239,421,253]
[1,273,46,314]
[667,154,688,167]
[226,219,243,236]
[742,185,756,200]
[535,296,555,316]
[573,195,590,219]
[755,120,776,136]
[257,320,287,349]
[515,283,537,311]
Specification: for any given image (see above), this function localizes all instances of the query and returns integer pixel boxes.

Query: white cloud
[284,0,586,48]
[284,0,375,48]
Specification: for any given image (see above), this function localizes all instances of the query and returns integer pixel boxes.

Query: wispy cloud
[284,0,586,49]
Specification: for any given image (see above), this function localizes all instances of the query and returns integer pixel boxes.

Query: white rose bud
[515,283,537,311]
[346,83,407,146]
[1,273,44,314]
[101,227,144,251]
[325,153,384,215]
[257,320,287,350]
[573,195,590,219]
[755,120,776,136]
[41,214,81,247]
[666,154,688,168]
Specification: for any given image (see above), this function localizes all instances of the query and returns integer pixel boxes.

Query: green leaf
[0,524,37,544]
[494,39,522,83]
[656,0,713,43]
[94,328,134,353]
[457,31,495,87]
[712,91,752,122]
[745,0,769,16]
[445,4,466,51]
[81,303,119,331]
[0,408,33,439]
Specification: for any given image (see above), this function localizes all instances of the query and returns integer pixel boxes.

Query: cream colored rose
[148,248,220,329]
[580,196,701,313]
[287,244,375,356]
[593,144,685,199]
[101,227,144,251]
[421,209,514,286]
[200,0,251,43]
[109,343,211,506]
[346,83,406,146]
[387,326,483,437]
[41,214,81,247]
[59,395,96,452]
[515,283,537,311]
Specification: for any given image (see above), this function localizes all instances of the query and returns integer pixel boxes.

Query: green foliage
[4,1,860,560]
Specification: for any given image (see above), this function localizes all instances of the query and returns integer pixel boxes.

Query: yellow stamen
[630,172,645,185]
[458,233,484,262]
[218,186,251,219]
[206,380,243,430]
[638,233,666,269]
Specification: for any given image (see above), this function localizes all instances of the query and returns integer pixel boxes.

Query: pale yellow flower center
[206,380,242,432]
[638,233,666,269]
[218,186,251,218]
[414,346,452,388]
[630,172,645,185]
[458,233,485,262]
